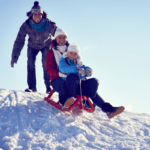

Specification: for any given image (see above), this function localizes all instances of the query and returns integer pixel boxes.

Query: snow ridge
[0,89,150,150]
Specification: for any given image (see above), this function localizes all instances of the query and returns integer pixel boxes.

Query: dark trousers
[27,47,50,91]
[51,74,105,108]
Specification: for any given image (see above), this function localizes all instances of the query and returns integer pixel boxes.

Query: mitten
[85,68,92,77]
[11,56,18,67]
[77,68,86,77]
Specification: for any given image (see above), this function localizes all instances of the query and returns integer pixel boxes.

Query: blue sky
[0,0,150,115]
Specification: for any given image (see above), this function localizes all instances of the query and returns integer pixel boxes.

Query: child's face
[56,35,67,46]
[67,51,79,60]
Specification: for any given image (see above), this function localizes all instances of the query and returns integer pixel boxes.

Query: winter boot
[25,88,37,92]
[102,102,125,119]
[62,97,76,111]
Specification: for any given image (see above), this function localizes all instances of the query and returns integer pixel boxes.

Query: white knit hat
[63,43,83,67]
[63,43,80,58]
[54,27,68,39]
[68,44,80,53]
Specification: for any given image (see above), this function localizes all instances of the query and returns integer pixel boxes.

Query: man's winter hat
[54,27,68,39]
[31,1,43,15]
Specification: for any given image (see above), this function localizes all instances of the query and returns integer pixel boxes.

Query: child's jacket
[59,57,92,80]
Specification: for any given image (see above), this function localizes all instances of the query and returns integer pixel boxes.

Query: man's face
[32,12,42,23]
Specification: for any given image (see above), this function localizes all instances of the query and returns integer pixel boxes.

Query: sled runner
[44,89,95,113]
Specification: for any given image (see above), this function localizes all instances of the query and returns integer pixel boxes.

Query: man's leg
[41,47,51,93]
[27,47,39,91]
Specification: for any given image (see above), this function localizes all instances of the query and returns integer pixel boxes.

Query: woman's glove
[85,68,92,77]
[77,68,86,77]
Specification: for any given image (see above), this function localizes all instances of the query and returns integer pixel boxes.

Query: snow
[0,89,150,150]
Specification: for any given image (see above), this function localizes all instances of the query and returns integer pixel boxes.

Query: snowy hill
[0,89,150,150]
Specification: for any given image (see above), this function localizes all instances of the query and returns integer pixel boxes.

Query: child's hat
[67,44,80,54]
[54,27,68,39]
[63,44,80,58]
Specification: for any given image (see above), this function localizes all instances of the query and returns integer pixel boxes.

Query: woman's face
[32,12,42,23]
[67,51,79,60]
[56,35,67,46]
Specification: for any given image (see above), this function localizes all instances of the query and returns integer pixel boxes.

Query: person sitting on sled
[59,43,92,81]
[46,28,125,119]
[58,43,93,109]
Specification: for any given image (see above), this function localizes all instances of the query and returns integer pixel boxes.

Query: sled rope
[79,78,85,107]
[79,77,85,122]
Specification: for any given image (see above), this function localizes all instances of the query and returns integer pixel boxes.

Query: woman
[11,1,57,93]
[46,28,125,119]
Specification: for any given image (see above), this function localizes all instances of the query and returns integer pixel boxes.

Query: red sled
[44,89,95,113]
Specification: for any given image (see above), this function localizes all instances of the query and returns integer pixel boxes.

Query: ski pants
[51,73,105,108]
[27,47,50,91]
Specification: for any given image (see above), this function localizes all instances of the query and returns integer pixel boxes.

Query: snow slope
[0,89,150,150]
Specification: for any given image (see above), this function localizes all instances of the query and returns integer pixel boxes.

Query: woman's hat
[54,27,68,39]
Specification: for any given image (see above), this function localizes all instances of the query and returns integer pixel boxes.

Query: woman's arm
[46,50,59,77]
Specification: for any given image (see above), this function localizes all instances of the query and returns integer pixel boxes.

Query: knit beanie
[68,44,80,53]
[54,27,68,39]
[31,1,43,15]
[63,44,80,58]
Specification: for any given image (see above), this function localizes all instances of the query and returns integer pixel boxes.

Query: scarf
[52,45,67,66]
[29,20,49,32]
[57,45,67,53]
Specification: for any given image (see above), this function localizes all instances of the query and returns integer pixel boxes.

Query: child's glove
[77,68,86,77]
[85,68,92,77]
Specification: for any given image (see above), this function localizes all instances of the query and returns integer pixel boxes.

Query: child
[59,43,92,81]
[58,43,93,110]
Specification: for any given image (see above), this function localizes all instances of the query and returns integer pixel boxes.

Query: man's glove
[11,56,18,68]
[77,68,86,77]
[85,68,92,77]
